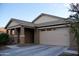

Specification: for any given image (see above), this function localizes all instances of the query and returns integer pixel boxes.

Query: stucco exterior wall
[34,15,63,24]
[69,30,77,49]
[8,21,19,27]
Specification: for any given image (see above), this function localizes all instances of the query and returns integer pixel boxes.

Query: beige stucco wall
[69,30,77,49]
[34,15,63,24]
[8,21,19,27]
[39,27,70,46]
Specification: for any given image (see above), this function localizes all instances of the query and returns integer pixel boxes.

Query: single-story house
[5,13,77,48]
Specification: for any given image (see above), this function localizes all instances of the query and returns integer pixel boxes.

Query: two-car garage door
[39,28,70,46]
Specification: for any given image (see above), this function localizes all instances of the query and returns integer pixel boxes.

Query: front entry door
[25,28,34,43]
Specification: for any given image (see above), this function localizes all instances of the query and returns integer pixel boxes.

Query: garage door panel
[39,28,70,46]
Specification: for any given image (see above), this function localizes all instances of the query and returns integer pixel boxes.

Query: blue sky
[0,3,71,27]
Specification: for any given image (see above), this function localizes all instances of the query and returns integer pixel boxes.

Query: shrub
[0,33,10,45]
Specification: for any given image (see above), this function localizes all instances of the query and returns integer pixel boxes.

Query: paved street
[0,45,67,56]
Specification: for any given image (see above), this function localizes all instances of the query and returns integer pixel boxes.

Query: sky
[0,3,71,27]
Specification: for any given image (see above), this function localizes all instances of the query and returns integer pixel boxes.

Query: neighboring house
[5,13,77,49]
[0,28,6,34]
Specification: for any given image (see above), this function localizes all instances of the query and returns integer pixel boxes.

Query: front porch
[6,26,35,44]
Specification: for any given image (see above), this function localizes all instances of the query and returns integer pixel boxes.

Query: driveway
[0,44,67,56]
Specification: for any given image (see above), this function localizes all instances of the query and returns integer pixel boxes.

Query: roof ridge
[41,13,66,19]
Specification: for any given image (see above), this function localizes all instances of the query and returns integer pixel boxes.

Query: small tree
[0,33,10,45]
[67,3,79,55]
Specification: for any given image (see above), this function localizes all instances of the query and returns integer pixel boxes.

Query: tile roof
[5,13,68,29]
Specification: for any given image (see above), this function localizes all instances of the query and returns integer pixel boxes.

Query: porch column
[10,29,12,35]
[7,29,10,35]
[34,29,39,44]
[6,29,9,34]
[20,27,25,44]
[14,28,18,44]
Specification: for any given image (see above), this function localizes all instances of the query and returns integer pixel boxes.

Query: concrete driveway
[0,44,67,56]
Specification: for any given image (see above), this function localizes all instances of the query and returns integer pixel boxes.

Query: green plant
[67,3,79,55]
[0,33,9,45]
